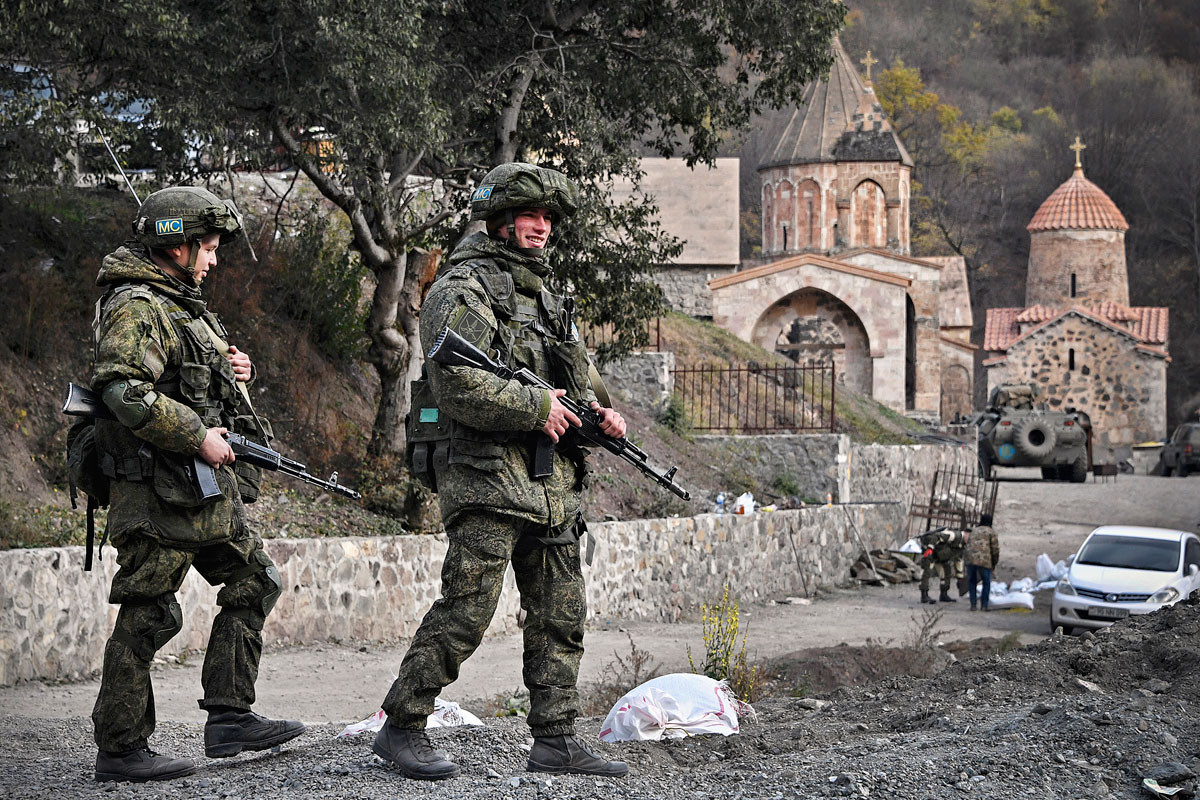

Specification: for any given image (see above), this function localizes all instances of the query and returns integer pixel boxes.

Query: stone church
[703,38,976,421]
[983,142,1169,457]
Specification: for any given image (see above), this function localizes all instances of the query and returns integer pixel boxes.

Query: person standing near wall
[89,187,305,782]
[964,513,1001,611]
[372,163,629,781]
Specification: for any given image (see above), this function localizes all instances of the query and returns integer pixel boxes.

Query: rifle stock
[427,328,691,501]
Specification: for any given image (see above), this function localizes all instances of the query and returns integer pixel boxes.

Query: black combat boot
[528,735,629,777]
[920,589,935,604]
[939,589,957,603]
[372,723,460,780]
[204,709,307,758]
[95,748,196,782]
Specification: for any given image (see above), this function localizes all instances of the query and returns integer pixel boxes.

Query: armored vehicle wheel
[1069,455,1088,483]
[1041,467,1057,480]
[1014,418,1057,460]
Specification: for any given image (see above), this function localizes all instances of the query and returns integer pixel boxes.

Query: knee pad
[217,550,282,630]
[114,595,182,661]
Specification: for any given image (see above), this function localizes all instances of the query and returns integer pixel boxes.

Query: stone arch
[851,179,887,248]
[760,288,873,395]
[795,179,821,251]
[941,364,971,422]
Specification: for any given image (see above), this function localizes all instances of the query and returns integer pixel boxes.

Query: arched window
[852,181,886,248]
[1070,273,1077,298]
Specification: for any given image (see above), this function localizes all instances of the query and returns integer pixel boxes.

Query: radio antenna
[96,127,142,207]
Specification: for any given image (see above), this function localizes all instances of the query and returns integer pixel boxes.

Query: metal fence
[670,363,836,433]
[581,318,661,351]
[906,465,998,538]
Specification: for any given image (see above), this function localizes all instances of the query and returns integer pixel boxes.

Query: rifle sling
[195,318,269,437]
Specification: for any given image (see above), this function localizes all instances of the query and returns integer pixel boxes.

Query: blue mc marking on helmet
[472,185,494,202]
[155,218,184,236]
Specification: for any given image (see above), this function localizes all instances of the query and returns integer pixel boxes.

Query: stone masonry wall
[0,503,904,686]
[986,314,1167,457]
[848,440,978,509]
[695,434,848,503]
[599,351,675,414]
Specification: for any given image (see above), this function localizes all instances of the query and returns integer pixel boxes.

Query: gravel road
[1,472,1195,797]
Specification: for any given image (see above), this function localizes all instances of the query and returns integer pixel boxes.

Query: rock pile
[849,549,923,585]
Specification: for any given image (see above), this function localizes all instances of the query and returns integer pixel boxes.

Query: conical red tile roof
[1027,167,1128,232]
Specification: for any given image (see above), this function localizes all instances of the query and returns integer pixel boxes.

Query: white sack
[1036,553,1068,583]
[337,698,483,738]
[599,673,749,743]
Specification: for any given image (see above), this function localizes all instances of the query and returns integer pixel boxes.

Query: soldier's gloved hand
[226,345,253,382]
[199,426,236,467]
[591,401,627,438]
[543,389,581,443]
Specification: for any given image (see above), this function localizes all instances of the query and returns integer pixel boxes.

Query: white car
[1050,525,1200,634]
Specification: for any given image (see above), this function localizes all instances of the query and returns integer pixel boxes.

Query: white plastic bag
[337,698,483,738]
[1036,553,1068,583]
[599,673,750,743]
[732,492,755,516]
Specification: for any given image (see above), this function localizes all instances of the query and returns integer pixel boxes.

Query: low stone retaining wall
[0,502,903,686]
[848,441,978,507]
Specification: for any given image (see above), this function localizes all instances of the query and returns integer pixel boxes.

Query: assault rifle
[426,327,691,501]
[62,383,361,500]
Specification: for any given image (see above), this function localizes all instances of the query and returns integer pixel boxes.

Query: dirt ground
[3,469,1194,727]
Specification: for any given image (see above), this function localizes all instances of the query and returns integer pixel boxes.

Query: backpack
[66,416,110,571]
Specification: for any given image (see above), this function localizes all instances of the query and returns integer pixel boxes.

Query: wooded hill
[733,0,1200,425]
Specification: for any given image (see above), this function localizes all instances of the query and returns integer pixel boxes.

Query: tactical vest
[408,260,592,491]
[92,283,269,506]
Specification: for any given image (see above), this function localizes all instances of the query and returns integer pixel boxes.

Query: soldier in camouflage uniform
[90,187,304,782]
[373,163,629,780]
[918,527,966,604]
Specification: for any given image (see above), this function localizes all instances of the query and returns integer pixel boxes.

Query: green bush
[273,208,368,362]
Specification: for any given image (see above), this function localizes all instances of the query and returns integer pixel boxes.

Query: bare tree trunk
[366,249,412,456]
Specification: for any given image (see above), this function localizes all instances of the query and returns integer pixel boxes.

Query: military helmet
[469,162,579,223]
[132,186,243,251]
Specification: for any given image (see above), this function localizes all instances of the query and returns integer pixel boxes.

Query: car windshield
[1076,535,1179,572]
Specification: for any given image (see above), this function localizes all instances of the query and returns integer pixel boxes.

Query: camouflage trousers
[382,510,586,737]
[92,524,282,753]
[920,559,964,593]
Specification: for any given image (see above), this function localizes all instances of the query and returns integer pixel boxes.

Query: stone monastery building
[704,39,976,421]
[983,141,1170,456]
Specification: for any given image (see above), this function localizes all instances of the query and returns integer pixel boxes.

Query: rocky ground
[2,599,1198,799]
[1,471,1195,798]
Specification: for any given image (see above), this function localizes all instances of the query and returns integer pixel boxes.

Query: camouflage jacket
[964,525,1000,569]
[90,245,253,546]
[420,232,597,529]
[920,528,966,563]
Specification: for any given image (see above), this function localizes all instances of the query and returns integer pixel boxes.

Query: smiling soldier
[372,163,629,780]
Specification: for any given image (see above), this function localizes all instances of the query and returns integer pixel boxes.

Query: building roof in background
[1027,167,1129,232]
[985,303,1168,352]
[758,38,912,170]
[613,158,740,267]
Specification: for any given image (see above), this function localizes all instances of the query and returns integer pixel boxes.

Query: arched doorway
[941,364,972,422]
[755,288,873,395]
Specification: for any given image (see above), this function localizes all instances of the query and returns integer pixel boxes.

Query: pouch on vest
[406,369,451,491]
[66,416,110,571]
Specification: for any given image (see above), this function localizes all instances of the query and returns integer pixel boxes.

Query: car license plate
[1089,606,1129,620]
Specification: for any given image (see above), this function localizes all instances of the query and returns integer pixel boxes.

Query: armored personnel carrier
[971,384,1091,481]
